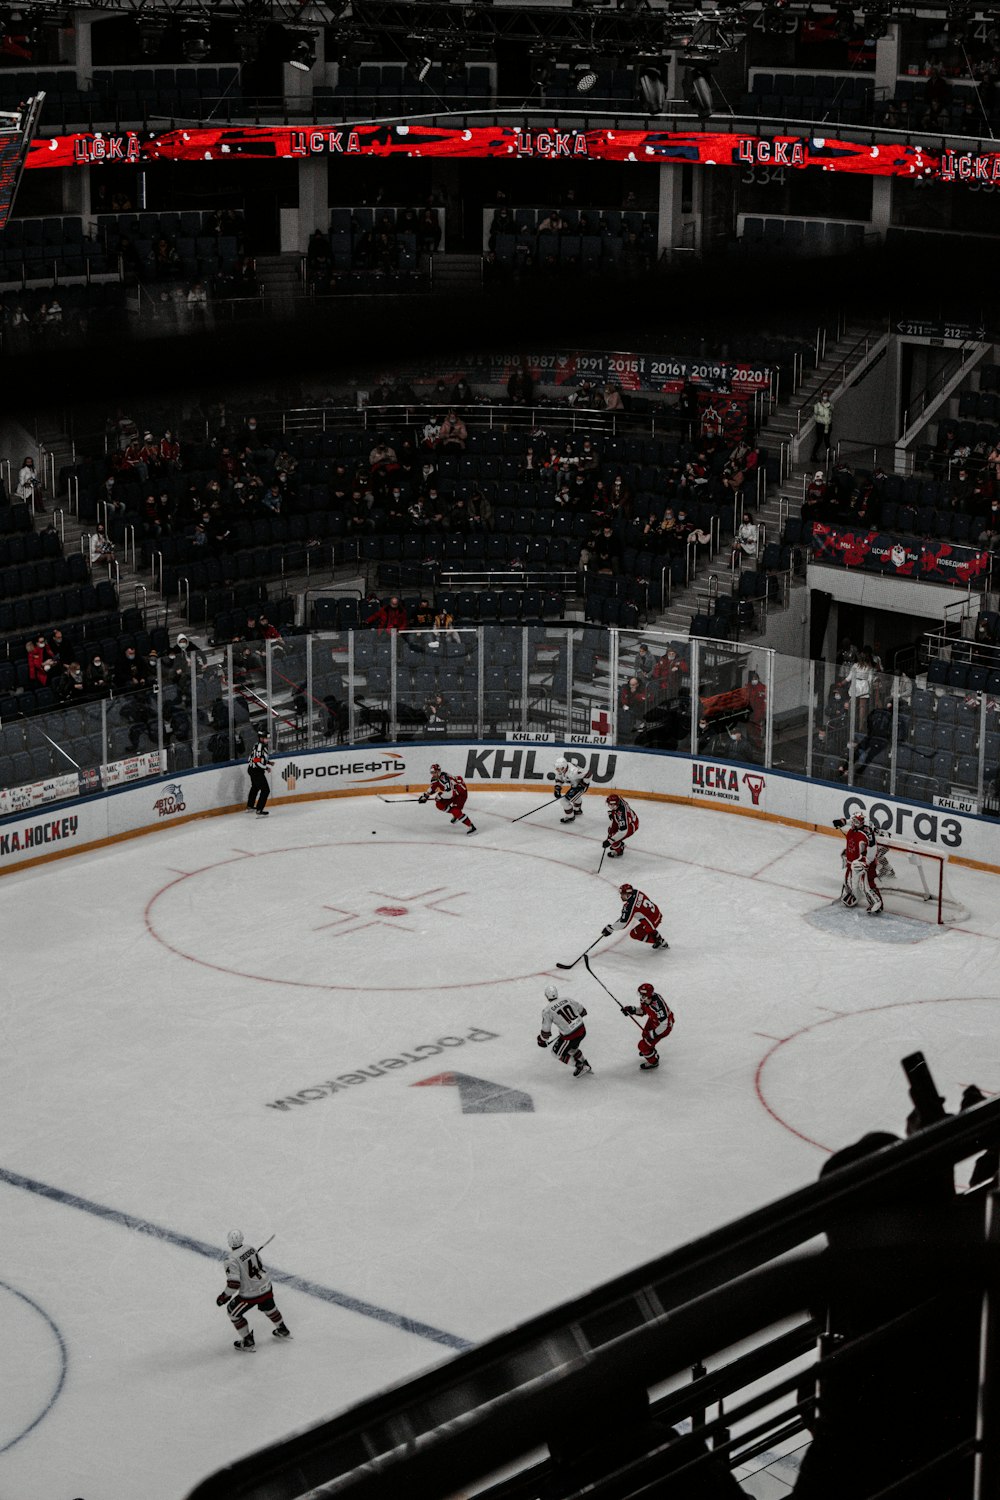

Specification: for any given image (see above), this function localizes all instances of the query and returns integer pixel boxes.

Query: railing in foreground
[186,1095,1000,1500]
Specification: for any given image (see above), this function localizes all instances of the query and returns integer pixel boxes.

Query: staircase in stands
[651,319,879,643]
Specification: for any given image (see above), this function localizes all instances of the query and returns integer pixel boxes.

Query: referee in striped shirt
[247,728,273,815]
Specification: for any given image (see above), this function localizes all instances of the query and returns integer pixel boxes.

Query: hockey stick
[556,934,604,970]
[377,794,425,803]
[583,954,643,1028]
[256,1234,275,1252]
[510,797,558,824]
[597,843,609,875]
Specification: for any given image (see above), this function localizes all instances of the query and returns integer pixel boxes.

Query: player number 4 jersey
[224,1245,272,1298]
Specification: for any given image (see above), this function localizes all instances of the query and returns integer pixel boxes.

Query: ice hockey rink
[3,788,1000,1500]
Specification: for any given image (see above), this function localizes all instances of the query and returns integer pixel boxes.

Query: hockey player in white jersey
[537,983,592,1076]
[216,1230,291,1351]
[553,756,591,824]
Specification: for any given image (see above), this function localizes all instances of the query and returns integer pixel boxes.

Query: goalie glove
[832,817,846,829]
[537,1032,551,1048]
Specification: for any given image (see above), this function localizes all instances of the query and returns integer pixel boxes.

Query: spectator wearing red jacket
[367,595,409,635]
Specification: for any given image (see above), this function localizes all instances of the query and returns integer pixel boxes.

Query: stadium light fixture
[684,64,714,119]
[287,28,318,72]
[572,58,599,93]
[635,61,666,114]
[181,23,210,64]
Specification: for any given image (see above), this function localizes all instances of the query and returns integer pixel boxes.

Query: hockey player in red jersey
[537,983,592,1076]
[622,983,675,1070]
[832,812,881,914]
[419,764,476,834]
[603,793,639,859]
[602,883,668,948]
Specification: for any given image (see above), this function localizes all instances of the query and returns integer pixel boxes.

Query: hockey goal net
[875,841,970,925]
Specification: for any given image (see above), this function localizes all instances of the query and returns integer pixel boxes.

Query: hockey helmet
[851,810,866,827]
[429,763,441,777]
[606,794,621,808]
[544,984,558,1001]
[227,1229,244,1250]
[619,882,634,900]
[554,757,569,775]
[638,983,655,999]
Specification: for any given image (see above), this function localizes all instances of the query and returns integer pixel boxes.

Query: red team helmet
[606,794,621,808]
[851,811,866,827]
[619,882,634,900]
[430,763,441,777]
[638,983,655,999]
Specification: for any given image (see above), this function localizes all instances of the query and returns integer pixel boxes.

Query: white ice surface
[3,791,999,1499]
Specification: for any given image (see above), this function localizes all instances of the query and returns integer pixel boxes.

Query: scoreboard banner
[811,523,991,585]
[24,122,1000,184]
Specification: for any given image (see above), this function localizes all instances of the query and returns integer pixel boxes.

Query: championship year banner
[25,124,1000,184]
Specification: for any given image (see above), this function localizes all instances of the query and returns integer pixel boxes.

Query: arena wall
[1,742,998,876]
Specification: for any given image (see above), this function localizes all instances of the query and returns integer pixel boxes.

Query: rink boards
[0,741,997,875]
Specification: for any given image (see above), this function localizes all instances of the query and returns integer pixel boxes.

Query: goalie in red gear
[622,983,675,1070]
[418,764,476,834]
[832,812,881,914]
[603,793,639,859]
[602,882,668,949]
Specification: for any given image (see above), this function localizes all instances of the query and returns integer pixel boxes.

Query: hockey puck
[371,830,377,835]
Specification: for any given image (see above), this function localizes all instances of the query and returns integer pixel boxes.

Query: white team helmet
[554,757,569,774]
[227,1229,244,1250]
[544,984,558,1001]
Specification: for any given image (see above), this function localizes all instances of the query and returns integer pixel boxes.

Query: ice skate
[465,824,477,835]
[607,847,623,858]
[652,935,669,950]
[560,813,575,823]
[233,1331,256,1351]
[640,1056,659,1070]
[272,1323,292,1340]
[256,809,269,817]
[573,1058,592,1077]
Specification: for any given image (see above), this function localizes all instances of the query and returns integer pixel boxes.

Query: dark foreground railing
[187,1090,1000,1500]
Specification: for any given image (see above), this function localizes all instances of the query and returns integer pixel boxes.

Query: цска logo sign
[281,754,405,790]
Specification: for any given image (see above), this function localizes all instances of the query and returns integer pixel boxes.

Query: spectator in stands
[90,524,115,566]
[619,675,648,727]
[436,409,468,453]
[633,643,655,684]
[116,645,150,694]
[507,366,532,404]
[187,281,209,322]
[432,604,461,648]
[60,662,85,701]
[731,512,759,569]
[603,382,624,411]
[26,634,54,688]
[591,525,622,575]
[837,698,897,780]
[451,375,474,404]
[85,652,112,697]
[652,647,687,702]
[810,389,834,462]
[418,209,441,253]
[424,692,448,733]
[488,205,514,248]
[16,456,42,511]
[47,627,74,673]
[367,595,408,634]
[537,208,566,233]
[846,647,875,730]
